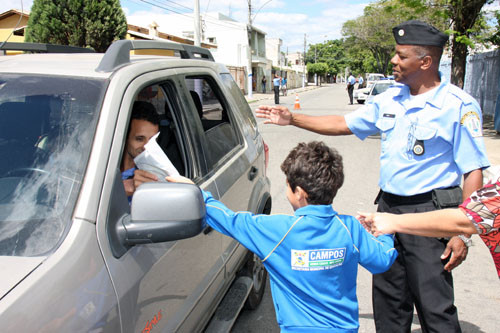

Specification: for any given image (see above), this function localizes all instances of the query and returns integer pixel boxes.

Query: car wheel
[243,253,267,310]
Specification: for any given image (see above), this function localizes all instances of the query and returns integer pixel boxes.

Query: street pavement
[232,83,500,333]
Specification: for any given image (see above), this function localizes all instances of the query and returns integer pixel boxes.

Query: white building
[127,12,271,94]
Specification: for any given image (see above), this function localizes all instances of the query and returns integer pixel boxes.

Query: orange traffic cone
[294,93,301,110]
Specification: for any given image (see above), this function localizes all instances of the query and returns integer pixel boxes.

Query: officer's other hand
[133,169,158,189]
[441,236,468,272]
[255,105,292,126]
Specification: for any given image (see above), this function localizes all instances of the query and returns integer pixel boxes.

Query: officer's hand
[255,105,293,126]
[441,236,468,272]
[133,169,158,189]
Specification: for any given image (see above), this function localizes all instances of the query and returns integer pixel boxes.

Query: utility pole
[247,0,253,98]
[303,33,306,88]
[194,0,200,47]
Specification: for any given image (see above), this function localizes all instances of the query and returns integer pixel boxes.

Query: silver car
[0,40,271,332]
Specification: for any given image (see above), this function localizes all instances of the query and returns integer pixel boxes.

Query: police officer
[273,73,281,104]
[256,20,490,333]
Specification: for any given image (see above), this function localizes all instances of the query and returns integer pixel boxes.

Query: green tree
[26,0,127,52]
[307,62,328,85]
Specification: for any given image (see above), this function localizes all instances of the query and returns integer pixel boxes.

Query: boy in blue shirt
[169,141,397,332]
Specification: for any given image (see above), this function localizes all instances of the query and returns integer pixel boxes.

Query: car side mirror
[125,182,205,244]
[107,169,205,258]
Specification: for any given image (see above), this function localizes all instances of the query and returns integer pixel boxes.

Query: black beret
[392,20,448,48]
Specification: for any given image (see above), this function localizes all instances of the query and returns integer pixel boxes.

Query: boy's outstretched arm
[357,209,477,238]
[166,176,269,259]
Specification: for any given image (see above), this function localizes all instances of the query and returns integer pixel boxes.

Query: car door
[95,70,225,333]
[182,71,259,276]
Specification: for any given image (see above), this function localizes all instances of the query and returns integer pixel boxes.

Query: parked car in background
[354,73,385,104]
[366,79,396,104]
[0,40,271,332]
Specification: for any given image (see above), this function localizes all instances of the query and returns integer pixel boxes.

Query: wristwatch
[458,235,472,247]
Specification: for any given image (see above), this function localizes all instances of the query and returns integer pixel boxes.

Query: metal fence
[440,49,500,132]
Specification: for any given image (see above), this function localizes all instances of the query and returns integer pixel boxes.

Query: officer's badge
[398,29,405,36]
[413,140,425,156]
[460,111,482,138]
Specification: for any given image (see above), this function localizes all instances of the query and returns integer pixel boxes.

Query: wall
[439,49,500,131]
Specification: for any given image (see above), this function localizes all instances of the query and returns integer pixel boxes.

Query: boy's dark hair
[281,141,344,205]
[131,101,160,125]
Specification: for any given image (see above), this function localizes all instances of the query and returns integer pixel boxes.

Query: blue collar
[395,72,449,110]
[294,204,337,218]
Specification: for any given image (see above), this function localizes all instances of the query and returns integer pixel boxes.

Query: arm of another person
[441,169,484,271]
[357,209,477,238]
[344,216,398,274]
[255,105,352,136]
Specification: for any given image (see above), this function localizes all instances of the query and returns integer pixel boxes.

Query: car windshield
[372,83,393,95]
[0,74,106,256]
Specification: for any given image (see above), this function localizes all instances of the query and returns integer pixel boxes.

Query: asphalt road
[231,84,500,333]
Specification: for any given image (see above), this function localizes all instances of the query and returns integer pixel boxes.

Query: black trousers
[347,84,354,104]
[274,86,280,104]
[373,191,461,333]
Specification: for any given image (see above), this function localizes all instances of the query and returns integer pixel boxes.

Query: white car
[366,79,396,104]
[354,73,385,104]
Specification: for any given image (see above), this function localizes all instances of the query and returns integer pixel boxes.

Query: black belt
[377,189,433,205]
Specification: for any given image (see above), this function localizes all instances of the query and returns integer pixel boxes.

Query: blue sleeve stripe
[336,216,359,253]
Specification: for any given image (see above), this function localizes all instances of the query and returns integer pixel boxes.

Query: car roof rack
[0,42,95,54]
[96,40,215,73]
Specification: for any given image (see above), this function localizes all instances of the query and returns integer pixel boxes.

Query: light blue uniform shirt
[348,75,356,85]
[345,74,490,196]
[273,77,281,86]
[358,77,363,85]
[202,191,397,332]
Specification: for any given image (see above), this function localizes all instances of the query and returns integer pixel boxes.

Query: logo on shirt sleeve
[460,111,482,138]
[291,248,346,271]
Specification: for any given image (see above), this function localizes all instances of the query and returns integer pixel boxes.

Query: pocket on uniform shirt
[414,125,437,141]
[375,118,396,133]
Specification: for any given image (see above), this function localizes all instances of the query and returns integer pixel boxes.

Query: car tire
[357,100,365,104]
[243,253,267,310]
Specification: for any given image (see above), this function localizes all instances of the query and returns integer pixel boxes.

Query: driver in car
[120,101,160,200]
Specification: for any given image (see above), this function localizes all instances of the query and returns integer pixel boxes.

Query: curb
[245,85,323,104]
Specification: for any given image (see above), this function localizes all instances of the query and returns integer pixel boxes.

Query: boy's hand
[166,175,195,184]
[255,105,293,126]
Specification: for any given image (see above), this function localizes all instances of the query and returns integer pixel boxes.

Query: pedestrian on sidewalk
[346,73,356,104]
[357,74,364,89]
[281,76,287,96]
[168,141,397,332]
[273,73,280,104]
[256,19,490,333]
[261,75,267,93]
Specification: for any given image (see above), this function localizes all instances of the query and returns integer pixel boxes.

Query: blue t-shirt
[202,190,397,332]
[121,167,136,203]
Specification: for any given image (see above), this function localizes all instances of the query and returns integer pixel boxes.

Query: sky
[2,0,499,52]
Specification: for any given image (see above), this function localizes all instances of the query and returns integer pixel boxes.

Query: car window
[219,73,258,138]
[372,83,393,95]
[0,74,106,256]
[185,76,240,169]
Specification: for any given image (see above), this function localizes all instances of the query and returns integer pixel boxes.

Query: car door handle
[248,166,258,181]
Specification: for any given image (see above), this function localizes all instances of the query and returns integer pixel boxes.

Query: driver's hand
[122,179,135,197]
[133,169,158,189]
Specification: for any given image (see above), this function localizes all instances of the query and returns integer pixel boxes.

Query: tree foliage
[26,0,127,52]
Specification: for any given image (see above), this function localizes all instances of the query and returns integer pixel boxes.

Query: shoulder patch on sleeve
[460,111,482,137]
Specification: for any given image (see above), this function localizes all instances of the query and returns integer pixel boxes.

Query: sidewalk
[245,84,322,104]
